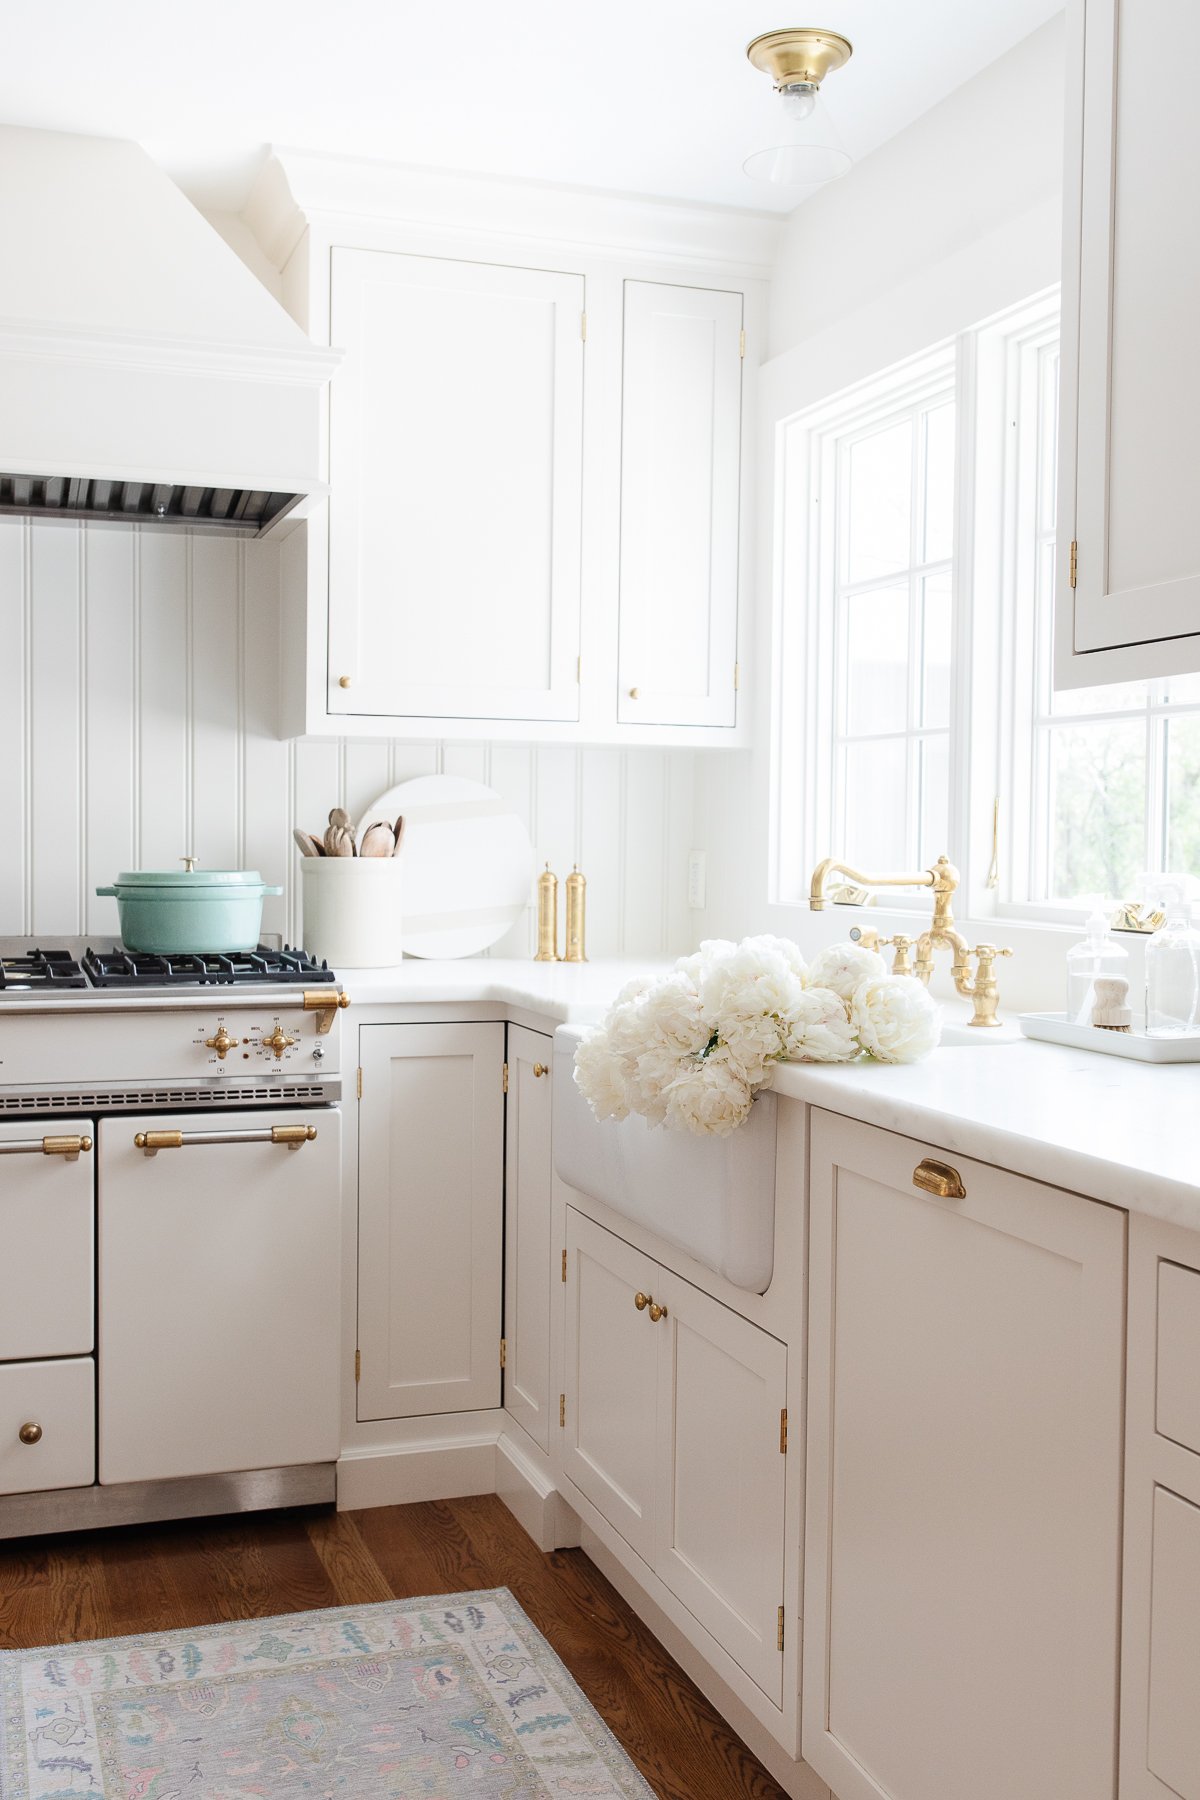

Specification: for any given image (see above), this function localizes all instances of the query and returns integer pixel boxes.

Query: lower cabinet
[0,1357,94,1494]
[562,1207,788,1704]
[356,1021,505,1420]
[502,1025,554,1451]
[803,1110,1126,1800]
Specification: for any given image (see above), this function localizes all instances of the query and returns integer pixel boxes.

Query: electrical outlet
[687,850,707,910]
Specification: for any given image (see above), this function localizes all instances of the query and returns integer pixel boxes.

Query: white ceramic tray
[1018,1012,1200,1063]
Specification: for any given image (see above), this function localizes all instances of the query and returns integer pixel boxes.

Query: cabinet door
[329,248,584,722]
[0,1120,93,1360]
[563,1207,658,1563]
[804,1111,1124,1800]
[98,1109,341,1485]
[0,1358,94,1495]
[503,1026,553,1452]
[654,1273,787,1704]
[357,1022,504,1420]
[617,279,743,728]
[1058,0,1200,681]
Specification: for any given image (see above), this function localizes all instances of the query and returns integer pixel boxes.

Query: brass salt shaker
[564,866,587,963]
[535,864,560,962]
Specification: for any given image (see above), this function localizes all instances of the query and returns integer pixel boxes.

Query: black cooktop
[0,943,336,991]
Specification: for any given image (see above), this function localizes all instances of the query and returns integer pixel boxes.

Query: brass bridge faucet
[809,854,1011,1026]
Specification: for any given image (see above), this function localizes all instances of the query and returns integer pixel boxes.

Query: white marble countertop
[342,956,1200,1231]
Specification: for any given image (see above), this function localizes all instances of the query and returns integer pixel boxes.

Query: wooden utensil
[392,815,406,855]
[325,807,356,857]
[360,821,396,857]
[293,828,323,858]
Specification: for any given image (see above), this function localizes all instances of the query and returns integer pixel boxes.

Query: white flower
[632,1043,686,1125]
[740,934,808,982]
[604,998,651,1059]
[573,1028,635,1120]
[612,975,654,1007]
[674,940,735,986]
[697,942,806,1028]
[806,941,889,1001]
[850,975,943,1064]
[781,985,861,1062]
[636,971,711,1056]
[664,1048,754,1137]
[721,1010,788,1079]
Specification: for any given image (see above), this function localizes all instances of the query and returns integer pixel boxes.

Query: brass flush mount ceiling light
[744,27,853,187]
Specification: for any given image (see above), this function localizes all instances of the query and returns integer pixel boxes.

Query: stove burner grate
[83,945,337,990]
[0,949,89,990]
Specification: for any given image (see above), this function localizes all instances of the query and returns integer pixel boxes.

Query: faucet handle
[966,942,1013,1028]
[882,932,916,976]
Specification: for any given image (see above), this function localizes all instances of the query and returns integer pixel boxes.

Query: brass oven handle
[913,1157,966,1200]
[0,1135,92,1159]
[18,1421,42,1445]
[134,1125,318,1155]
[303,990,350,1035]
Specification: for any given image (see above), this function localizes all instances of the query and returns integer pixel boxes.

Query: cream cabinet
[356,1021,504,1421]
[0,1119,93,1361]
[562,1207,788,1705]
[502,1025,554,1452]
[803,1110,1125,1800]
[1057,0,1200,685]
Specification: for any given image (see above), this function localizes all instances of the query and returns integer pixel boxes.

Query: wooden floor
[0,1494,789,1800]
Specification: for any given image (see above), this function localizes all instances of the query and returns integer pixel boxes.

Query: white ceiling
[0,0,1063,216]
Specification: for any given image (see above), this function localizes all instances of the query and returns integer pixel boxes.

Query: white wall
[693,16,1069,1012]
[0,520,695,960]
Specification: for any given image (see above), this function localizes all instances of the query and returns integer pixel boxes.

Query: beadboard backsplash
[0,522,695,959]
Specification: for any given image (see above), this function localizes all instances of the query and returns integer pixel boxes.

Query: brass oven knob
[204,1024,238,1060]
[262,1025,297,1059]
[18,1421,42,1445]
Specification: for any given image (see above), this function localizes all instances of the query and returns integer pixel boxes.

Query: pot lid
[110,863,270,889]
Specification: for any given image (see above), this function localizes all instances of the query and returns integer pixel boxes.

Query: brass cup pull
[532,1063,548,1078]
[18,1422,42,1445]
[913,1157,966,1200]
[648,1302,668,1323]
[634,1291,651,1311]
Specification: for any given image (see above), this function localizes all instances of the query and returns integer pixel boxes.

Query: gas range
[0,939,346,1113]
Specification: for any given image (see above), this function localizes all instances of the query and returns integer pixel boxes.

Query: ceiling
[0,1,1063,216]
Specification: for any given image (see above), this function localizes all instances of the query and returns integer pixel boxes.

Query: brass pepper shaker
[535,864,560,962]
[564,866,587,963]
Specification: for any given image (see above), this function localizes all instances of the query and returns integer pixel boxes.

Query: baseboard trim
[336,1438,497,1510]
[495,1431,580,1552]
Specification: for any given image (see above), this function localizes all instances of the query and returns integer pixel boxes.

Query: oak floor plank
[303,1508,393,1605]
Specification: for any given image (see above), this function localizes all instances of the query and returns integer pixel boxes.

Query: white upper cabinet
[329,250,584,723]
[617,281,744,728]
[1057,0,1200,685]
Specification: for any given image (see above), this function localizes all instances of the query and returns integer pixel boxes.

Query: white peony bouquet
[574,935,941,1137]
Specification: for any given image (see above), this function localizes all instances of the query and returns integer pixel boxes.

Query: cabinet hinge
[779,1408,788,1455]
[354,1348,361,1384]
[559,1393,566,1428]
[777,1605,785,1651]
[581,310,587,342]
[502,1061,509,1094]
[356,1065,363,1100]
[561,1248,568,1283]
[500,1338,507,1369]
[739,327,746,359]
[733,661,740,692]
[576,653,582,683]
[1069,539,1078,589]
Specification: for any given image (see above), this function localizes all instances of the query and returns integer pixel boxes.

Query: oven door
[97,1107,341,1486]
[0,1119,94,1361]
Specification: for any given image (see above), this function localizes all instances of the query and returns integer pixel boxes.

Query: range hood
[0,126,338,537]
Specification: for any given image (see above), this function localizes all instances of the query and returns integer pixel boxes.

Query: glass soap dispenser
[1145,881,1200,1037]
[1067,911,1129,1026]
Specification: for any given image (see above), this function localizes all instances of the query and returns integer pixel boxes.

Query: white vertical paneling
[0,524,692,958]
[83,530,136,934]
[0,524,29,932]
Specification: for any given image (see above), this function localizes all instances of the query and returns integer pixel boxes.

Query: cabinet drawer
[0,1357,95,1495]
[1157,1260,1200,1457]
[0,1119,93,1359]
[1147,1486,1200,1800]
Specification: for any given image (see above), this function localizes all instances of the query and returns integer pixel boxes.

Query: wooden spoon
[360,821,396,857]
[293,827,321,858]
[392,815,406,856]
[325,807,356,857]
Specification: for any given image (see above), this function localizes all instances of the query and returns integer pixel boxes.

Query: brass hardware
[535,864,560,962]
[848,924,881,950]
[304,989,350,1034]
[559,1393,566,1428]
[179,855,198,873]
[134,1130,184,1152]
[739,328,746,359]
[1112,903,1166,934]
[564,866,587,963]
[1069,539,1078,588]
[357,1066,363,1100]
[780,1408,788,1455]
[628,687,639,700]
[354,1348,361,1384]
[747,28,853,88]
[533,1062,548,1078]
[777,1605,785,1651]
[338,674,352,688]
[648,1301,668,1323]
[965,943,1013,1027]
[561,1248,568,1283]
[41,1134,91,1158]
[882,933,916,977]
[502,1061,509,1094]
[262,1024,297,1059]
[634,1291,651,1311]
[913,1158,967,1200]
[581,311,587,341]
[733,661,740,691]
[986,797,1000,890]
[500,1338,507,1369]
[270,1124,318,1144]
[576,654,582,682]
[205,1024,238,1060]
[18,1422,42,1446]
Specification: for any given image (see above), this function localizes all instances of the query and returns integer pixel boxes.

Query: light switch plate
[687,850,707,910]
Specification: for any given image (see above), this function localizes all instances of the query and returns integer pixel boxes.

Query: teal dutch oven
[96,863,283,954]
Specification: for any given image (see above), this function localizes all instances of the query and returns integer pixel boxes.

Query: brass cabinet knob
[532,1063,548,1078]
[262,1026,297,1059]
[205,1025,238,1060]
[18,1421,42,1445]
[628,687,640,700]
[648,1302,668,1323]
[634,1291,651,1311]
[338,675,352,689]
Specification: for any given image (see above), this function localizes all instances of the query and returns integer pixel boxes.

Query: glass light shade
[743,89,851,188]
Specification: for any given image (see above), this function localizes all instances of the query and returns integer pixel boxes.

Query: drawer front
[1147,1486,1200,1799]
[1156,1259,1200,1458]
[0,1119,94,1360]
[0,1357,95,1495]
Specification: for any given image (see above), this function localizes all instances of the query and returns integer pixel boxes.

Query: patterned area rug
[0,1587,655,1798]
